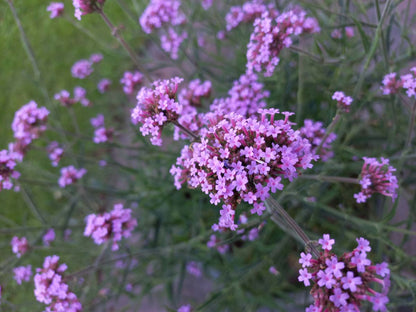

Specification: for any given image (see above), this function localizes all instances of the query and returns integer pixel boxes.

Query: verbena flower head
[91,114,113,143]
[332,91,353,113]
[73,0,105,20]
[13,265,32,285]
[400,67,416,98]
[160,27,188,60]
[97,78,111,93]
[55,90,75,107]
[246,8,320,76]
[58,166,87,188]
[299,119,337,162]
[120,71,143,95]
[34,255,82,312]
[11,101,49,149]
[380,73,402,95]
[170,109,316,231]
[354,157,398,203]
[131,77,184,146]
[0,149,21,191]
[225,0,276,32]
[43,228,56,246]
[139,0,186,34]
[186,261,202,277]
[47,141,64,167]
[11,236,29,258]
[74,86,91,106]
[89,53,103,63]
[47,2,64,19]
[201,0,212,10]
[84,203,137,251]
[299,234,390,312]
[177,304,192,312]
[71,59,93,79]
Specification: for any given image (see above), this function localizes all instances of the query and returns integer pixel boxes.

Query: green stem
[405,100,416,150]
[315,111,341,156]
[300,174,359,184]
[172,120,200,141]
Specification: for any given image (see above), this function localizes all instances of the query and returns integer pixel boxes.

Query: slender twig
[265,197,320,258]
[300,174,359,184]
[171,120,200,141]
[315,111,341,156]
[405,100,416,149]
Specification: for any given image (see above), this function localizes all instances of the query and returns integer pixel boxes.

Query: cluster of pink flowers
[171,109,316,230]
[332,91,353,113]
[58,165,87,188]
[139,0,186,34]
[71,59,94,79]
[90,114,113,144]
[331,26,355,39]
[47,2,64,19]
[177,304,192,312]
[120,71,143,95]
[84,203,137,251]
[298,234,390,312]
[354,157,398,204]
[47,141,64,167]
[11,236,29,258]
[12,101,49,152]
[34,255,82,312]
[0,149,21,191]
[246,8,320,76]
[210,71,269,117]
[207,234,229,254]
[131,77,184,146]
[43,228,56,246]
[186,261,202,277]
[237,213,266,241]
[225,0,276,32]
[54,86,91,107]
[381,67,416,98]
[201,0,212,10]
[97,78,111,93]
[73,0,105,20]
[299,119,337,162]
[139,0,187,59]
[13,265,32,285]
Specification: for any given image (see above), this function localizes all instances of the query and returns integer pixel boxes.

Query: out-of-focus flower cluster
[354,157,398,204]
[34,255,82,312]
[13,265,32,285]
[47,2,64,19]
[299,119,336,162]
[298,235,390,312]
[171,109,316,231]
[58,165,87,188]
[90,114,113,144]
[47,141,64,167]
[54,86,91,107]
[246,8,320,76]
[84,203,137,251]
[11,236,29,258]
[120,71,143,95]
[131,77,184,146]
[332,91,353,113]
[381,67,416,98]
[72,0,105,20]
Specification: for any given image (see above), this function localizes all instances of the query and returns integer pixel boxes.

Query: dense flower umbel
[225,0,276,32]
[13,265,32,285]
[58,166,87,188]
[131,77,184,146]
[47,2,64,19]
[299,234,390,312]
[47,141,64,167]
[299,119,337,162]
[332,91,353,113]
[354,157,398,204]
[73,0,105,20]
[246,8,320,76]
[139,0,186,34]
[71,59,93,79]
[12,101,49,150]
[34,255,82,312]
[11,236,29,258]
[170,109,316,230]
[84,203,137,251]
[0,149,21,191]
[120,71,143,95]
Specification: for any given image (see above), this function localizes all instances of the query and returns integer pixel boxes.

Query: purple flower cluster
[381,67,416,98]
[207,234,229,254]
[139,0,186,34]
[84,203,137,251]
[299,234,390,312]
[47,141,64,167]
[331,27,355,39]
[58,166,87,188]
[299,119,337,162]
[131,77,184,146]
[71,59,94,79]
[34,255,82,312]
[171,109,315,230]
[354,157,398,204]
[43,228,56,246]
[160,27,188,59]
[47,2,64,19]
[0,148,21,191]
[97,78,111,93]
[186,261,202,277]
[73,0,105,20]
[120,71,143,95]
[177,304,192,312]
[246,8,320,76]
[332,91,353,113]
[54,87,91,107]
[225,0,276,32]
[11,236,29,258]
[201,0,212,10]
[90,114,113,144]
[12,101,49,152]
[13,265,32,285]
